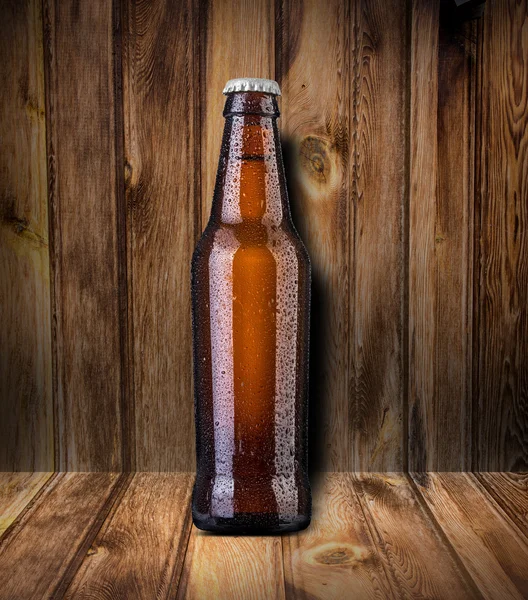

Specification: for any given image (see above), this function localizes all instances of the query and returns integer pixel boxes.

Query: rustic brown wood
[282,474,394,599]
[353,473,479,598]
[123,0,199,472]
[351,0,407,471]
[0,472,53,537]
[65,473,193,599]
[0,0,53,471]
[408,0,476,471]
[411,472,528,599]
[178,528,284,599]
[278,0,351,471]
[0,472,122,599]
[474,0,528,471]
[475,472,528,539]
[201,0,275,223]
[43,0,125,470]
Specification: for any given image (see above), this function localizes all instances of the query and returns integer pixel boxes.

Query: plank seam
[172,489,195,599]
[41,0,63,472]
[0,472,60,549]
[402,0,413,472]
[471,6,484,473]
[52,473,133,599]
[113,0,134,472]
[349,475,400,599]
[407,473,485,599]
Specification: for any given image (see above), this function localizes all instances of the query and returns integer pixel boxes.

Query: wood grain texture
[201,0,274,222]
[0,0,53,471]
[0,472,122,600]
[178,529,284,599]
[44,0,125,470]
[475,0,528,471]
[123,0,199,472]
[353,473,479,598]
[282,474,394,599]
[475,472,528,539]
[351,0,406,471]
[278,0,351,471]
[0,472,53,537]
[411,472,528,599]
[408,0,476,471]
[65,473,193,599]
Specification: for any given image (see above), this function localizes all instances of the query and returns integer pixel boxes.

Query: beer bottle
[191,78,311,533]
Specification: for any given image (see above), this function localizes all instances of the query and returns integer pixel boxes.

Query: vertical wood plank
[0,0,52,471]
[0,473,122,600]
[177,530,285,599]
[201,0,275,222]
[282,474,394,599]
[475,0,528,471]
[44,0,124,470]
[65,473,193,599]
[278,0,351,470]
[411,472,528,599]
[408,0,476,470]
[351,0,407,470]
[0,472,53,537]
[124,0,199,471]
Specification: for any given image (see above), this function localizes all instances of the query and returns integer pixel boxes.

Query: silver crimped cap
[223,78,281,96]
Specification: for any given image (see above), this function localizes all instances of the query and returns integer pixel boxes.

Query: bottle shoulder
[192,220,310,270]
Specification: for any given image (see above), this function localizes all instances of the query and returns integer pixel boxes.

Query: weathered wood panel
[0,472,53,537]
[0,0,52,471]
[44,0,125,470]
[0,473,123,599]
[278,0,351,471]
[178,529,285,599]
[124,0,199,472]
[351,0,407,471]
[412,472,528,599]
[65,473,193,599]
[408,0,476,471]
[353,473,478,598]
[474,0,528,471]
[282,474,394,599]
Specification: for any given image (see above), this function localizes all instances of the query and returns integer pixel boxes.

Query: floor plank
[353,473,479,598]
[475,472,528,540]
[0,472,122,599]
[0,472,53,537]
[65,472,193,599]
[411,472,528,599]
[177,527,284,599]
[282,474,394,600]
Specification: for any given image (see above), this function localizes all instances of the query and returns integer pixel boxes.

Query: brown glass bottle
[191,78,311,534]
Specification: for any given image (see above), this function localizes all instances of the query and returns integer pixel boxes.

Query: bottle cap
[223,78,281,96]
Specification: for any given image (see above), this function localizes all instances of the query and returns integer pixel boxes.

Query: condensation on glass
[191,79,311,533]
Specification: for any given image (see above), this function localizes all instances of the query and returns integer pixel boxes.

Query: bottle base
[192,509,310,535]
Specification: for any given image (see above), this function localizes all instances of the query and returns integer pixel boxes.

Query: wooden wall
[0,0,526,472]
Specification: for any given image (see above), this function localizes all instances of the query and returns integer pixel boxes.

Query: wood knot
[296,136,340,198]
[303,543,369,566]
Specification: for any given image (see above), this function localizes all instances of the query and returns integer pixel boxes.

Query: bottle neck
[210,92,289,227]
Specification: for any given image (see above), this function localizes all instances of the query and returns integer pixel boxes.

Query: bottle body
[192,87,311,533]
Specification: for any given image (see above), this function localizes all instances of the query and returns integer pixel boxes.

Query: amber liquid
[192,92,311,533]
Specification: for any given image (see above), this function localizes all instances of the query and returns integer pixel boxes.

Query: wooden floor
[0,473,527,599]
